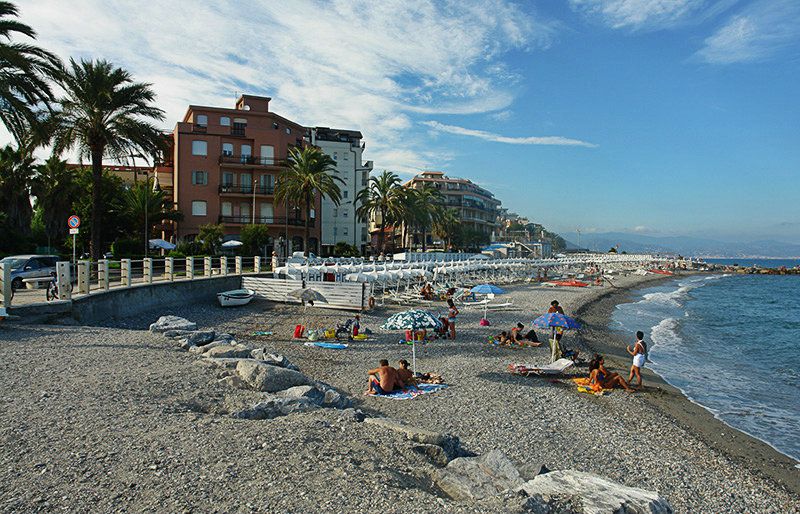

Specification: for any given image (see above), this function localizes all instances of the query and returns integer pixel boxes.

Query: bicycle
[46,272,68,301]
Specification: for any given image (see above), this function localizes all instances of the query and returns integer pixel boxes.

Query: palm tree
[50,58,165,260]
[0,1,60,145]
[0,144,35,236]
[275,146,342,256]
[433,207,460,251]
[355,170,405,254]
[122,178,183,253]
[30,155,79,249]
[406,184,444,251]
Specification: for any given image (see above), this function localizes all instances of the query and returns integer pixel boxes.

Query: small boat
[545,280,590,287]
[217,288,256,307]
[648,269,674,276]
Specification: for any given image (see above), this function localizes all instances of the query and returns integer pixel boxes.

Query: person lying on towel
[366,359,405,395]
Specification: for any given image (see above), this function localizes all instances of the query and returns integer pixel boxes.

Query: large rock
[149,316,196,333]
[163,329,196,339]
[250,349,299,370]
[434,450,524,501]
[188,340,228,355]
[235,360,310,392]
[277,385,324,403]
[186,330,215,346]
[205,344,252,359]
[364,417,457,449]
[198,357,250,369]
[235,396,319,420]
[517,470,672,514]
[314,381,351,409]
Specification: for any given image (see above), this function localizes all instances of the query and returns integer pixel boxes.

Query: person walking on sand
[447,299,459,340]
[627,330,648,388]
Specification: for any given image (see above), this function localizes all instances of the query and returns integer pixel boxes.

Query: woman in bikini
[589,354,634,392]
[446,299,459,340]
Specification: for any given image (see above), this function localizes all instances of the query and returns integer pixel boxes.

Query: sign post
[68,215,81,267]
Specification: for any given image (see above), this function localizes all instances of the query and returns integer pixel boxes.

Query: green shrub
[111,238,141,258]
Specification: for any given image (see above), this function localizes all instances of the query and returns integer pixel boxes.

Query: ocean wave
[650,317,681,348]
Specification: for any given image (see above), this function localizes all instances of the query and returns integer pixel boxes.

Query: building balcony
[218,154,288,168]
[219,215,314,227]
[218,184,275,195]
[193,124,207,133]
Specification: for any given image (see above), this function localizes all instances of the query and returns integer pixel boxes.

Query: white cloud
[490,110,513,121]
[422,121,597,148]
[695,0,800,63]
[14,0,556,172]
[569,0,708,30]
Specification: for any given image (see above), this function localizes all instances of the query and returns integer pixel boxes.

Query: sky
[7,0,800,243]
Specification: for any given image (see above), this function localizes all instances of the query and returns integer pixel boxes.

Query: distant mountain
[559,232,800,258]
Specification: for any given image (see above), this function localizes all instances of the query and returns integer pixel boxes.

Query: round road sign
[67,215,81,229]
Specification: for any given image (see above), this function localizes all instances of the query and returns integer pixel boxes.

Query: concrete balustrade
[98,259,110,291]
[56,261,71,300]
[165,257,174,281]
[204,257,211,277]
[254,256,261,273]
[1,263,10,306]
[77,260,90,294]
[121,259,132,287]
[143,258,153,284]
[186,257,194,279]
[220,256,228,276]
[235,256,242,274]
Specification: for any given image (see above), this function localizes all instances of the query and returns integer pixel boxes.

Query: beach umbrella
[149,238,176,250]
[221,240,243,248]
[533,312,581,363]
[288,288,327,310]
[382,309,442,373]
[471,284,506,320]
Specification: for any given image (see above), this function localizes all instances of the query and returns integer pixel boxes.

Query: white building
[309,127,373,256]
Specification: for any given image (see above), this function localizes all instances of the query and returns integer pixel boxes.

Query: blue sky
[9,0,800,242]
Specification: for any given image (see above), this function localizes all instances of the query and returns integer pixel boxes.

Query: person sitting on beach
[352,314,361,337]
[493,331,509,344]
[366,359,405,395]
[589,354,634,392]
[396,359,417,386]
[510,323,524,343]
[548,300,564,314]
[626,330,648,388]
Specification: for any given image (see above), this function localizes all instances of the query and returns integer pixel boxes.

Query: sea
[703,258,800,269]
[611,273,800,463]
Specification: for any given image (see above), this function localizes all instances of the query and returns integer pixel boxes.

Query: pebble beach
[1,272,798,513]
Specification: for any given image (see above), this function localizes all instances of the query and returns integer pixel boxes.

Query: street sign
[69,228,79,235]
[67,215,81,229]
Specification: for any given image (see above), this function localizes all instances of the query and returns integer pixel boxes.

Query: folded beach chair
[507,358,574,376]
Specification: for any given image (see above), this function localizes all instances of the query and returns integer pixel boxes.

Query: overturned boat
[217,288,256,307]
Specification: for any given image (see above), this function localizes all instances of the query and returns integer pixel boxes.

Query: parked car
[1,255,59,290]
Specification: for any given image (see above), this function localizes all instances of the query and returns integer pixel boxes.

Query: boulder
[314,381,351,409]
[338,408,366,422]
[163,329,196,339]
[434,450,524,501]
[218,374,247,389]
[235,360,310,392]
[198,357,250,369]
[277,385,324,403]
[186,330,215,346]
[235,396,319,420]
[205,344,252,359]
[149,316,196,333]
[250,349,299,370]
[412,444,450,467]
[517,470,672,514]
[188,340,228,355]
[213,333,235,344]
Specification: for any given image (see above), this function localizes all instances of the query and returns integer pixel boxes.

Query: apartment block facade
[309,127,373,256]
[405,171,501,246]
[167,95,320,256]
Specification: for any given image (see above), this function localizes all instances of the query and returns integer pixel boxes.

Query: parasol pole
[412,338,417,375]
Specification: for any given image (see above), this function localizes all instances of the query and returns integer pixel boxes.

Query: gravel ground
[1,273,798,513]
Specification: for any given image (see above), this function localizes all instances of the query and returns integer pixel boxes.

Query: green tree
[122,177,183,254]
[275,146,342,256]
[70,167,128,254]
[0,2,60,145]
[333,241,360,257]
[0,144,34,237]
[405,185,444,251]
[50,58,165,260]
[355,170,404,254]
[198,223,223,255]
[240,224,271,257]
[30,156,79,249]
[433,207,460,250]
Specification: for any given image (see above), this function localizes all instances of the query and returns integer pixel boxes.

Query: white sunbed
[507,358,575,376]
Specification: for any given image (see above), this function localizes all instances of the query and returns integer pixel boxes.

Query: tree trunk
[90,147,104,261]
[422,227,427,252]
[378,207,386,255]
[304,198,311,257]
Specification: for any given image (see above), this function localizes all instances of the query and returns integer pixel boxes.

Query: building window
[310,208,315,219]
[234,118,247,126]
[192,170,208,185]
[342,209,348,217]
[343,190,348,199]
[260,145,274,165]
[221,201,232,217]
[195,114,208,126]
[343,227,348,236]
[260,202,273,221]
[272,122,279,130]
[333,227,338,237]
[285,127,291,135]
[240,173,252,193]
[220,116,230,126]
[191,140,207,156]
[191,200,207,216]
[222,143,233,156]
[333,152,338,161]
[332,208,338,218]
[222,172,234,186]
[240,203,250,223]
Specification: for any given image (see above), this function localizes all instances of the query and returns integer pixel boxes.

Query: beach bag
[294,325,305,338]
[307,329,319,341]
[324,329,335,339]
[479,318,490,326]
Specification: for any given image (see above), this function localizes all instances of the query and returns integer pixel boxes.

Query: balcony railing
[231,127,246,136]
[219,154,287,167]
[193,124,207,133]
[218,184,275,195]
[219,216,314,227]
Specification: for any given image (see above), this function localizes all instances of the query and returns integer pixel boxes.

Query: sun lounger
[507,358,574,376]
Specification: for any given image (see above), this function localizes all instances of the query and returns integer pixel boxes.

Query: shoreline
[573,273,800,496]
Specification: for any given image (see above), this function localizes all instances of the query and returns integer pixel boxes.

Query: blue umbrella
[470,284,506,320]
[533,313,581,363]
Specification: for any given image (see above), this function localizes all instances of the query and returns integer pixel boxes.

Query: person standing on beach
[548,300,564,314]
[548,301,565,362]
[447,299,459,340]
[627,331,648,388]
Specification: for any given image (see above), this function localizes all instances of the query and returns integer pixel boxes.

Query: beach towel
[251,331,273,336]
[508,358,574,376]
[304,342,348,349]
[572,377,610,395]
[369,383,448,400]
